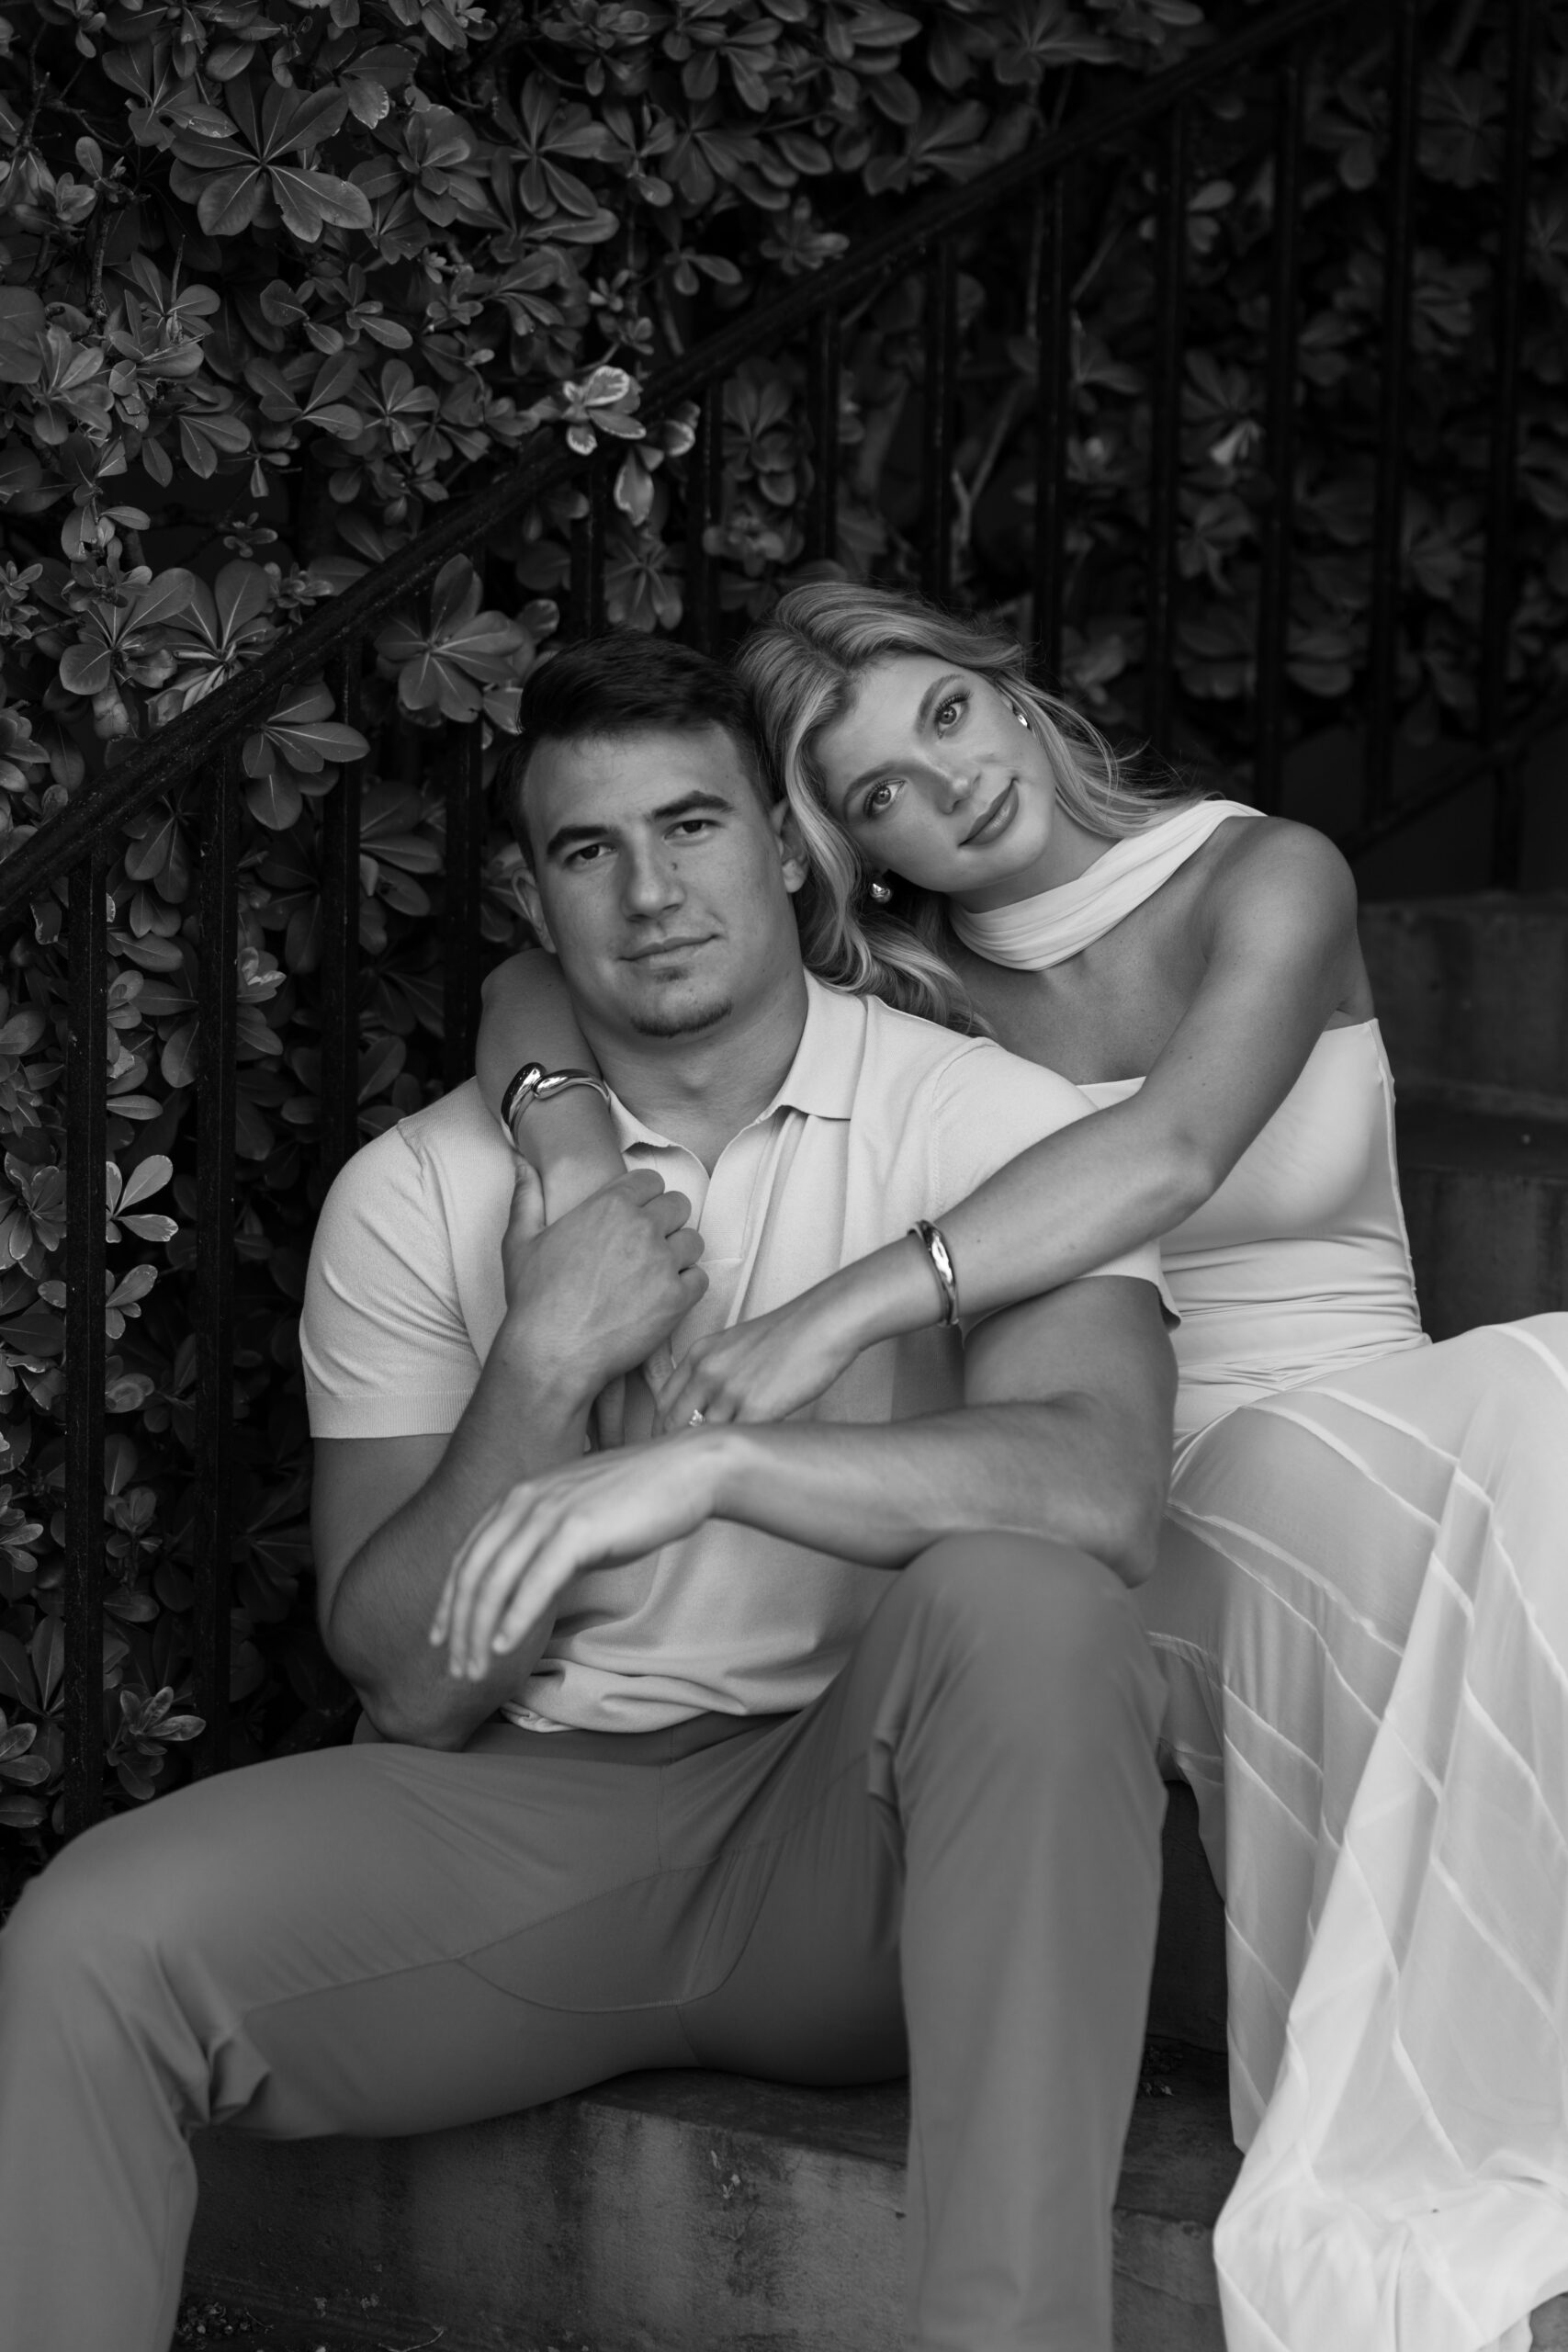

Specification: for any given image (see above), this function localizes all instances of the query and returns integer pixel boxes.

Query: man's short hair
[502,631,773,855]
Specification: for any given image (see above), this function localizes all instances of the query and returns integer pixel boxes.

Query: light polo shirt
[302,975,1168,1734]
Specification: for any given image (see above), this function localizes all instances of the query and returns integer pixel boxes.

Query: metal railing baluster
[805,309,841,568]
[1255,40,1306,814]
[685,381,725,655]
[1362,0,1421,830]
[319,642,365,1187]
[921,240,960,603]
[62,849,107,1838]
[1145,103,1189,756]
[1032,172,1072,688]
[1483,0,1538,886]
[191,743,240,1779]
[569,460,609,639]
[442,721,485,1093]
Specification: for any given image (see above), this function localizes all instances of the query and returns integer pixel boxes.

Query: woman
[475,583,1568,2352]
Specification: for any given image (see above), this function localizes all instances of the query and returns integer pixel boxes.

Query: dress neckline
[950,797,1259,970]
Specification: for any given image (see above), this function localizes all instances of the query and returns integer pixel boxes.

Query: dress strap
[949,797,1259,971]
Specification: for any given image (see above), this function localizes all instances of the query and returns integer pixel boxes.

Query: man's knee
[1,1798,220,2043]
[899,1532,1162,1736]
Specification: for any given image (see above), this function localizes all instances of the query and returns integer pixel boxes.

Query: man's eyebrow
[543,789,736,861]
[840,673,965,805]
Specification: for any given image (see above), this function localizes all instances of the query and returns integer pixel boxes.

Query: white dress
[955,804,1568,2352]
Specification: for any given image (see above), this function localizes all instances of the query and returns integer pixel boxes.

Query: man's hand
[497,1159,707,1408]
[432,1433,721,1681]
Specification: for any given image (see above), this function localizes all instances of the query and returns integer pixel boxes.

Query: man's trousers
[0,1534,1166,2352]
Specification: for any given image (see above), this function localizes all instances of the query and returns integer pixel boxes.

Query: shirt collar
[608,972,865,1153]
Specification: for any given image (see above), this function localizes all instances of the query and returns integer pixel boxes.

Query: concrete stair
[180,897,1567,2350]
[1360,896,1568,1336]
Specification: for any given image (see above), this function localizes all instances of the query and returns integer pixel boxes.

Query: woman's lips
[961,779,1019,847]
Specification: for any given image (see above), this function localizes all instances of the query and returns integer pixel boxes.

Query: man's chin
[629,992,735,1039]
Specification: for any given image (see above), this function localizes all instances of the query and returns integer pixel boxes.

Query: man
[0,634,1174,2352]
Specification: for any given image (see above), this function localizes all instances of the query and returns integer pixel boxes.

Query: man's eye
[566,842,610,867]
[670,819,715,838]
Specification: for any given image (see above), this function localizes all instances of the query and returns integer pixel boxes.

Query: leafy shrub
[2,0,1566,1888]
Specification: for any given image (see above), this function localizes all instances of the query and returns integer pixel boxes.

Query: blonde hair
[738,581,1197,1032]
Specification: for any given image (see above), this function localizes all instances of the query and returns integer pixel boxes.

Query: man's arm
[435,1273,1175,1681]
[313,1163,705,1747]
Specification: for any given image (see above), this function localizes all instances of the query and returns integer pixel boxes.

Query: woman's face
[812,654,1090,909]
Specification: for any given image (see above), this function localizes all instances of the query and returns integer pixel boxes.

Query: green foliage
[2,0,1567,1883]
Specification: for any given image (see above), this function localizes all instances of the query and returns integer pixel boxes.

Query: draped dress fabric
[955,801,1568,2352]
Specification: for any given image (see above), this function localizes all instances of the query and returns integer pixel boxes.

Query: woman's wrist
[822,1239,947,1354]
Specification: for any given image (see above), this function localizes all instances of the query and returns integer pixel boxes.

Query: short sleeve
[301,1123,482,1438]
[930,1041,1175,1313]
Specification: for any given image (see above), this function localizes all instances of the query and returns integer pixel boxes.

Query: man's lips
[960,780,1018,847]
[623,934,716,963]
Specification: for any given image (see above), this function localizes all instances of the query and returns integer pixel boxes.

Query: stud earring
[868,876,893,906]
[1010,702,1030,729]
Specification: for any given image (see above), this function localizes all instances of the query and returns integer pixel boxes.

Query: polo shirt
[302,975,1167,1734]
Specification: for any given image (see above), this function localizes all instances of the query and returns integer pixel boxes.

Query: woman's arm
[476,950,623,1220]
[653,820,1367,1431]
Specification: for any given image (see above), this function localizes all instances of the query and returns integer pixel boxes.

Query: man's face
[516,724,808,1046]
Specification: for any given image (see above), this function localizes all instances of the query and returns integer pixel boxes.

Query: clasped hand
[428,1159,710,1680]
[497,1158,706,1406]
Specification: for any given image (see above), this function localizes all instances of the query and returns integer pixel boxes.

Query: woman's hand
[432,1435,721,1682]
[650,1284,867,1435]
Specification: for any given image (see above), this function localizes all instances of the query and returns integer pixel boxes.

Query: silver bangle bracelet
[908,1219,960,1328]
[500,1062,613,1139]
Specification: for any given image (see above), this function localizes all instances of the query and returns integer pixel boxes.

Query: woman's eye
[863,780,899,819]
[935,695,965,730]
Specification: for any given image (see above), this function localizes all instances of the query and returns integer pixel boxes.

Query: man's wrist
[487,1316,603,1430]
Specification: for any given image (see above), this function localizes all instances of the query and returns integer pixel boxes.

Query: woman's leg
[1146,1317,1568,2352]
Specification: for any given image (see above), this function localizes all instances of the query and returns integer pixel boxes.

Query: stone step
[188,2047,1241,2352]
[1396,1102,1568,1339]
[1359,896,1568,1119]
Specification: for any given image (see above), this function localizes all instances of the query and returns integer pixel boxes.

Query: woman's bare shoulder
[1198,810,1358,938]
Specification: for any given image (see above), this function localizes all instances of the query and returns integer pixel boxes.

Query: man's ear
[507,856,555,953]
[770,798,810,899]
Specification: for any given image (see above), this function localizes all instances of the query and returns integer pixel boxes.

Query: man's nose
[622,845,683,916]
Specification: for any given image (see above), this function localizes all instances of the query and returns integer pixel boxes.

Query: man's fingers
[443,1492,532,1675]
[669,1228,705,1272]
[618,1168,665,1206]
[650,1188,694,1237]
[506,1157,547,1244]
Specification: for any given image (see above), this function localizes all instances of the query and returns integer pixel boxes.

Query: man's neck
[585,967,811,1170]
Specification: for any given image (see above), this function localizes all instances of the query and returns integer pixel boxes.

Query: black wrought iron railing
[1,0,1553,1836]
